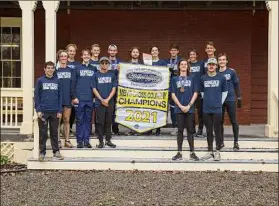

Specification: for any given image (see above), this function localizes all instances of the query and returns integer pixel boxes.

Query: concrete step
[27,157,278,172]
[44,147,278,160]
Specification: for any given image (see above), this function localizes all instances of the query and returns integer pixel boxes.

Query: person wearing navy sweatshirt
[56,50,74,148]
[200,58,228,161]
[90,44,101,70]
[203,41,216,72]
[108,44,121,135]
[165,44,182,136]
[218,53,242,151]
[189,49,205,137]
[66,43,80,136]
[72,49,97,148]
[150,46,167,136]
[34,61,64,162]
[171,60,199,161]
[93,57,117,148]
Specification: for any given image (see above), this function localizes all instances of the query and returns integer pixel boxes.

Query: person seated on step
[34,61,64,162]
[200,58,228,161]
[93,56,117,148]
[72,49,97,148]
[171,59,199,161]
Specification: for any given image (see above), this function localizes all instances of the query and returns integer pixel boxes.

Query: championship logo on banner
[115,63,170,133]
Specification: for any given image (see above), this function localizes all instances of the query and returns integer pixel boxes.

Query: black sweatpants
[176,113,194,152]
[193,95,204,132]
[221,101,239,143]
[96,104,113,142]
[203,113,222,151]
[38,112,59,155]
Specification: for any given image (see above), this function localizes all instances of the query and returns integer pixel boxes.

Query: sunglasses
[101,61,109,65]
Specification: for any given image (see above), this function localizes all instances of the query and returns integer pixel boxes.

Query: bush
[0,156,9,165]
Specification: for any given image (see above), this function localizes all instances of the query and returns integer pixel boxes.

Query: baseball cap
[99,56,111,64]
[207,58,217,65]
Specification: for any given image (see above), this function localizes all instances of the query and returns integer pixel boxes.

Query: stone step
[44,147,278,160]
[27,157,278,172]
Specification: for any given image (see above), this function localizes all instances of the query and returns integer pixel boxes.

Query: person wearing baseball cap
[93,56,117,148]
[200,57,228,161]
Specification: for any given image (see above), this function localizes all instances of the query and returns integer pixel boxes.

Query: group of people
[34,41,242,162]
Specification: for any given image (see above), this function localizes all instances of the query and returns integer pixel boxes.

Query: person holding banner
[171,59,199,161]
[93,57,117,148]
[72,49,96,148]
[200,58,228,161]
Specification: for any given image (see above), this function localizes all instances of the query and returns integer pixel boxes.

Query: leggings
[176,113,194,152]
[221,101,239,143]
[193,95,204,132]
[203,113,222,151]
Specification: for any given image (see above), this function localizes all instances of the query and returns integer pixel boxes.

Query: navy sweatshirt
[189,61,205,91]
[218,68,241,102]
[171,75,198,114]
[67,60,81,70]
[109,58,121,77]
[72,64,97,102]
[89,59,100,71]
[201,73,228,114]
[152,59,167,67]
[34,75,62,113]
[92,71,117,107]
[56,66,74,106]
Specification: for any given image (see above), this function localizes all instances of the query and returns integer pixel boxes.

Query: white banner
[115,63,170,133]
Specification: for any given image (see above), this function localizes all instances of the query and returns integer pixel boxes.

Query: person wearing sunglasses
[93,57,117,148]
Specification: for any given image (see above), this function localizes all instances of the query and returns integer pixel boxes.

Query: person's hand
[237,98,242,108]
[101,99,109,107]
[37,112,42,118]
[180,106,187,113]
[57,113,62,119]
[185,105,191,112]
[72,98,79,105]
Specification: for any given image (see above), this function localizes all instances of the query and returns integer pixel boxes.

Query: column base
[20,121,33,135]
[265,124,278,138]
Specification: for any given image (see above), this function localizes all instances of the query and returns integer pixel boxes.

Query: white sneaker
[183,129,187,137]
[170,127,178,136]
[200,152,214,160]
[214,150,221,161]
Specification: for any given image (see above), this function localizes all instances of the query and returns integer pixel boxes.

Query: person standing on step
[72,49,96,148]
[150,46,167,136]
[171,59,199,161]
[165,44,182,136]
[108,44,121,135]
[218,53,242,151]
[66,44,80,137]
[189,49,205,138]
[200,58,228,161]
[56,50,74,148]
[93,57,117,148]
[35,61,64,162]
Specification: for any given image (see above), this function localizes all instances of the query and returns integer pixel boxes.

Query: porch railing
[0,88,23,128]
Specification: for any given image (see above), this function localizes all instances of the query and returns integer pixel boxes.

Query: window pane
[12,78,21,88]
[3,61,12,77]
[1,27,12,43]
[12,27,20,43]
[11,46,20,60]
[11,62,21,77]
[2,77,12,87]
[1,46,11,60]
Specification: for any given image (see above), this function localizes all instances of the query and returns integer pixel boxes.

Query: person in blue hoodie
[171,59,199,161]
[189,49,206,137]
[150,46,167,136]
[72,49,97,148]
[34,61,64,162]
[218,53,242,151]
[108,44,121,135]
[56,50,74,148]
[93,56,117,148]
[165,44,182,136]
[66,43,81,136]
[200,58,228,161]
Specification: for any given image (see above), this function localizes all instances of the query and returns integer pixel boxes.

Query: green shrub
[0,155,9,165]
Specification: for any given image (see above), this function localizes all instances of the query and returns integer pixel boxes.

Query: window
[0,18,21,88]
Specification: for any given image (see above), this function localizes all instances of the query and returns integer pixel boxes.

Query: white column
[19,1,37,135]
[265,1,278,138]
[42,1,60,62]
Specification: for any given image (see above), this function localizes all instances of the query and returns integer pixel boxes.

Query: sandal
[64,140,73,148]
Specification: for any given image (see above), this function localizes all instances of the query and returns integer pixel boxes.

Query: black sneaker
[84,143,92,148]
[105,141,116,148]
[233,142,240,151]
[172,152,182,160]
[195,129,203,137]
[190,152,199,161]
[77,143,83,148]
[96,141,104,148]
[155,128,161,136]
[220,143,225,150]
